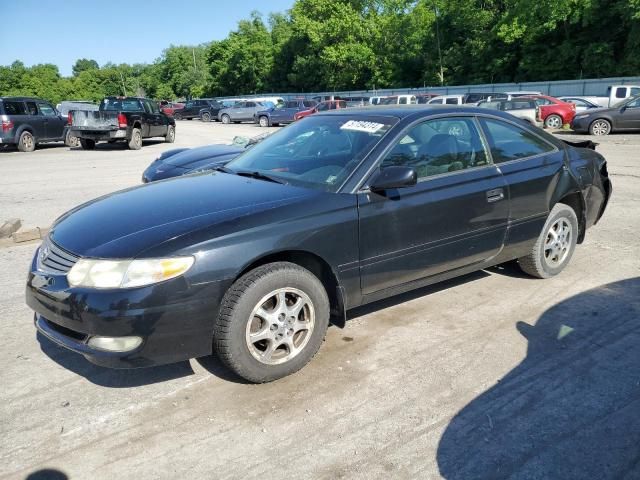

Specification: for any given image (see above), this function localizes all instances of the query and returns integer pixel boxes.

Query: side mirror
[370,166,418,192]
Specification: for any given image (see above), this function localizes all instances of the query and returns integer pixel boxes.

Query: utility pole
[434,3,444,86]
[192,49,197,70]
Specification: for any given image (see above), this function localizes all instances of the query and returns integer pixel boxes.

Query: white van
[378,95,417,105]
[427,95,465,105]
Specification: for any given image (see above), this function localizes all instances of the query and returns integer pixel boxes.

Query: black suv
[174,99,218,120]
[198,100,226,122]
[0,97,71,152]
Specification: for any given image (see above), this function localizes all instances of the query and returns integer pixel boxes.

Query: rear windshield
[1,101,27,115]
[101,98,143,111]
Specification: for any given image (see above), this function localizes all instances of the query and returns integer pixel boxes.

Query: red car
[159,102,185,117]
[294,100,347,120]
[525,95,576,129]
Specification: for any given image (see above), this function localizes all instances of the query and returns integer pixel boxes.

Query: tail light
[67,112,73,125]
[117,113,127,128]
[1,119,14,132]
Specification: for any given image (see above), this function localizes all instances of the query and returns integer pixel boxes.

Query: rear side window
[246,102,256,107]
[337,101,347,108]
[399,97,408,105]
[480,118,555,163]
[2,101,27,115]
[303,101,316,108]
[445,98,459,105]
[615,88,627,99]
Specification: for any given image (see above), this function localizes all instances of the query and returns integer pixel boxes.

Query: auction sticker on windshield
[340,120,385,133]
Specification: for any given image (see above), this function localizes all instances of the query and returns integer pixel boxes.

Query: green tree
[72,58,99,76]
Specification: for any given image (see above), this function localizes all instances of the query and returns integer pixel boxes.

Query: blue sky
[0,0,294,76]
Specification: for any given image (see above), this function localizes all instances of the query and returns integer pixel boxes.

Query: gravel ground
[1,122,639,480]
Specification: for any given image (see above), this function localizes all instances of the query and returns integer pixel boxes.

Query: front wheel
[213,262,330,383]
[165,125,175,143]
[128,128,142,150]
[174,113,182,120]
[518,203,578,279]
[259,116,269,127]
[544,114,563,129]
[589,119,611,136]
[201,112,211,122]
[221,114,231,124]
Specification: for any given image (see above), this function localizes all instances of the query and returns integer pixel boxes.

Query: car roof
[0,96,44,101]
[316,104,507,118]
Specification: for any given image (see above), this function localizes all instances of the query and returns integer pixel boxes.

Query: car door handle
[486,188,505,203]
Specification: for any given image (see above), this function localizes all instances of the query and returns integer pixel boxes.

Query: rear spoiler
[562,139,598,150]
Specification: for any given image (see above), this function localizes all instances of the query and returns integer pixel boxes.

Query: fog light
[88,335,143,352]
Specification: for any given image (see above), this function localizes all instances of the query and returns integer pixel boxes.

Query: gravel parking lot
[1,122,639,479]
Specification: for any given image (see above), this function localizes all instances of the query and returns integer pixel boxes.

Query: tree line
[1,0,639,104]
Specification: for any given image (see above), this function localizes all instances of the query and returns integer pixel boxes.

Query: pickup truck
[590,85,640,107]
[69,96,176,150]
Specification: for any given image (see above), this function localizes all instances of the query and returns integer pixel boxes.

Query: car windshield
[225,115,398,192]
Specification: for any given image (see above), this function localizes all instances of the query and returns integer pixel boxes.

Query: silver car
[478,98,543,128]
[218,101,269,124]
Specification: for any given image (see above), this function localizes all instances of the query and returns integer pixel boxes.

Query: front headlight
[67,257,194,289]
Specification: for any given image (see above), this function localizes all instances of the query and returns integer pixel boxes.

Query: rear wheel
[64,130,79,148]
[518,203,578,279]
[165,125,175,143]
[213,262,330,383]
[128,128,142,150]
[259,116,269,127]
[79,138,95,150]
[544,114,563,129]
[18,131,35,152]
[589,119,611,136]
[221,114,231,124]
[202,112,211,122]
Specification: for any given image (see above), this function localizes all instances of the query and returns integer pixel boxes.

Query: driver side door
[357,116,509,297]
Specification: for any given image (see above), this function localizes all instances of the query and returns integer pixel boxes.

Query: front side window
[246,102,256,108]
[480,118,555,163]
[316,103,329,112]
[534,98,552,106]
[226,115,397,192]
[625,97,640,108]
[399,97,408,105]
[25,102,38,115]
[37,102,57,116]
[445,98,459,105]
[381,117,490,180]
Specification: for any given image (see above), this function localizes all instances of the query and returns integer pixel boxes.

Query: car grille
[37,237,80,274]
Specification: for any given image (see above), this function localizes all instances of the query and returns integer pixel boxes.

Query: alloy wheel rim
[23,134,33,149]
[547,116,561,128]
[592,121,609,135]
[543,218,572,268]
[260,117,268,127]
[245,288,315,365]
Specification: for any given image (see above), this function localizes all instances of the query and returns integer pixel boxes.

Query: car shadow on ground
[437,277,640,479]
[68,139,166,152]
[37,332,249,387]
[37,332,194,388]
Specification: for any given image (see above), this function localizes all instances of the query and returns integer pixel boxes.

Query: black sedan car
[142,133,271,182]
[571,95,640,135]
[26,106,611,383]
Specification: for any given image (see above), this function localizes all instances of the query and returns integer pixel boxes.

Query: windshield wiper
[213,165,233,173]
[235,170,287,184]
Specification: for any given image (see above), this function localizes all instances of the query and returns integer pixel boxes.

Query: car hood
[163,144,243,167]
[50,173,314,258]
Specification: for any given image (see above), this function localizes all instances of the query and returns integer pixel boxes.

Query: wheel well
[557,192,586,243]
[237,251,344,323]
[133,121,142,130]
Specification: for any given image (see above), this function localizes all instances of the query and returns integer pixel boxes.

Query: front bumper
[26,251,230,368]
[570,116,591,133]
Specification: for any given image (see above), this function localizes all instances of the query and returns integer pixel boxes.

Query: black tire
[79,138,95,150]
[518,203,579,279]
[202,112,211,122]
[258,116,269,127]
[221,114,231,124]
[187,117,193,121]
[128,128,142,150]
[165,125,175,143]
[64,130,79,148]
[18,131,35,152]
[589,119,611,136]
[544,114,563,129]
[213,262,330,383]
[174,113,182,120]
